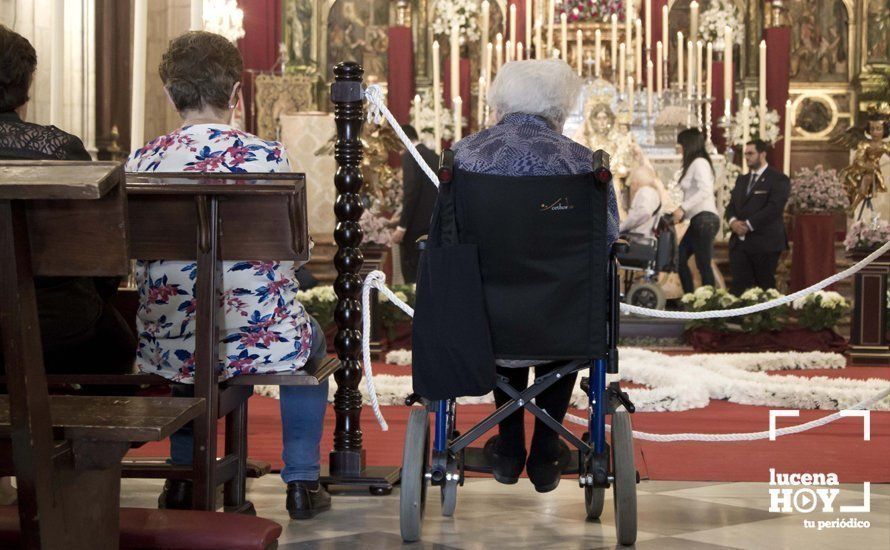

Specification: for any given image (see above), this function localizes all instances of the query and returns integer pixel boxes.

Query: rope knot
[364,85,385,125]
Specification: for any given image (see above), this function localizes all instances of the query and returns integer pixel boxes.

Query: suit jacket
[399,143,439,244]
[725,166,790,253]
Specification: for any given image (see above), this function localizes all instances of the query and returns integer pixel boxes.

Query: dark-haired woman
[0,25,136,379]
[672,128,720,293]
[127,31,330,519]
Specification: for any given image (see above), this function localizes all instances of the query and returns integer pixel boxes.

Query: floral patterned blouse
[126,124,314,383]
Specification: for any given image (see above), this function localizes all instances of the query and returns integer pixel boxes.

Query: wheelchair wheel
[400,408,430,542]
[611,410,637,546]
[627,282,666,310]
[440,478,457,517]
[585,485,605,520]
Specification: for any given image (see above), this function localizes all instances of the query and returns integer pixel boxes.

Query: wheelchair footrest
[462,445,580,475]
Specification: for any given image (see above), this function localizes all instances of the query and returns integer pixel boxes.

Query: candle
[413,94,421,127]
[453,97,462,142]
[51,0,64,127]
[450,21,460,103]
[696,40,703,100]
[535,18,543,59]
[190,0,202,30]
[496,33,504,70]
[690,1,699,42]
[724,25,732,123]
[481,1,490,47]
[645,0,651,50]
[510,4,517,53]
[687,40,694,100]
[506,39,513,63]
[628,76,635,121]
[647,59,653,118]
[525,0,533,58]
[131,0,148,151]
[611,14,618,82]
[656,40,663,96]
[595,29,602,77]
[662,5,669,63]
[626,0,633,52]
[432,41,442,153]
[619,42,626,93]
[741,96,751,174]
[759,39,767,138]
[477,77,486,130]
[783,99,792,174]
[576,30,583,76]
[677,32,684,89]
[561,13,568,62]
[485,42,493,91]
[547,0,554,54]
[517,42,524,61]
[706,41,713,98]
[635,18,643,84]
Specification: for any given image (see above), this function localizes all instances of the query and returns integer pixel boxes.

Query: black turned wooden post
[323,62,398,493]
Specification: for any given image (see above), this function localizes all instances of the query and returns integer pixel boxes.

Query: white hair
[487,59,582,129]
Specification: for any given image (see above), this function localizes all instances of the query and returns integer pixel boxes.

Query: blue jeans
[170,316,329,483]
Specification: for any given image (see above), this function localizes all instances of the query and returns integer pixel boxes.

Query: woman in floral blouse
[127,31,329,520]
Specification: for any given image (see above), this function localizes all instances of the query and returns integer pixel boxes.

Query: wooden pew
[0,161,205,549]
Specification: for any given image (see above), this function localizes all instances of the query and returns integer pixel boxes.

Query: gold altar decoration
[253,73,319,141]
[837,110,890,218]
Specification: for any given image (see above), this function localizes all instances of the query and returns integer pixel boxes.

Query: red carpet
[127,365,890,483]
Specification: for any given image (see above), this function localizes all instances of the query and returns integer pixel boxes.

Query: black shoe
[286,481,331,520]
[483,435,526,485]
[526,439,570,493]
[158,479,192,509]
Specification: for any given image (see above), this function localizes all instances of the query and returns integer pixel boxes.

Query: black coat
[725,166,790,253]
[398,144,439,244]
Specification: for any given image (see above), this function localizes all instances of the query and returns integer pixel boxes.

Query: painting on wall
[788,0,850,82]
[327,0,391,81]
[865,0,890,65]
[283,0,316,69]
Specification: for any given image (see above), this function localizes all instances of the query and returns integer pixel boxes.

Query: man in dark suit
[726,139,791,295]
[391,125,438,283]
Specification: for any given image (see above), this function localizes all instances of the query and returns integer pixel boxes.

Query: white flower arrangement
[721,102,781,146]
[384,349,413,366]
[844,217,890,251]
[432,0,481,45]
[792,291,847,311]
[792,291,849,331]
[296,285,337,303]
[412,89,454,148]
[699,0,744,51]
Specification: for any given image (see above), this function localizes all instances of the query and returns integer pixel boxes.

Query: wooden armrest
[0,395,204,443]
[226,356,341,386]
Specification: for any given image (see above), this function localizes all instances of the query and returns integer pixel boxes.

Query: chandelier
[203,0,245,43]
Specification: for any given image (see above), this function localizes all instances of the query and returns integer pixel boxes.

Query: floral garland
[560,0,625,22]
[844,217,890,251]
[789,165,848,214]
[699,0,744,50]
[432,0,481,44]
[721,101,781,146]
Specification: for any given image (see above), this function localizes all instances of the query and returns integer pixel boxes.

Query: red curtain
[764,27,791,171]
[238,0,283,135]
[443,57,472,136]
[387,26,415,125]
[644,0,669,88]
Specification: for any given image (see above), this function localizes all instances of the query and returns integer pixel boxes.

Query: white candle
[432,41,442,153]
[131,0,148,152]
[706,41,713,98]
[506,39,513,63]
[687,40,694,100]
[547,0,554,54]
[677,32,684,89]
[609,13,621,83]
[645,0,651,50]
[517,42,524,62]
[50,0,64,127]
[453,97,462,142]
[477,77,486,130]
[535,18,543,59]
[510,4,517,54]
[576,30,583,76]
[450,21,460,102]
[635,18,643,84]
[656,40,663,96]
[724,25,733,123]
[561,13,568,62]
[481,1,490,47]
[783,99,792,174]
[595,29,602,77]
[646,59,653,118]
[413,94,421,127]
[690,1,699,42]
[626,0,633,52]
[525,0,533,58]
[628,76,635,120]
[741,96,751,174]
[619,42,626,93]
[190,0,203,30]
[696,40,703,100]
[759,40,767,138]
[496,33,504,70]
[662,5,669,63]
[485,42,493,92]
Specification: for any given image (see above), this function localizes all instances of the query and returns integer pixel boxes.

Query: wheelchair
[617,214,678,311]
[399,150,639,546]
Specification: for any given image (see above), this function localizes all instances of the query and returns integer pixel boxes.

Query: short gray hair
[487,59,582,128]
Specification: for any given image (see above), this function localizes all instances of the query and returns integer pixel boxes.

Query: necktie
[746,172,757,196]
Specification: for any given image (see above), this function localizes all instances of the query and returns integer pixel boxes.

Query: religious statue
[837,111,890,219]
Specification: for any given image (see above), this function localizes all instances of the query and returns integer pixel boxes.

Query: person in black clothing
[726,139,791,295]
[0,25,135,377]
[391,124,438,283]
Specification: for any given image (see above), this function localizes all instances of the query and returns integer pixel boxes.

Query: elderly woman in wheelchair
[401,60,638,546]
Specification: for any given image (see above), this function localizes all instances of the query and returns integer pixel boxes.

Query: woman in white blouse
[671,128,720,293]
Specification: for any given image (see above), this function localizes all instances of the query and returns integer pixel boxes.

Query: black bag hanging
[411,152,497,400]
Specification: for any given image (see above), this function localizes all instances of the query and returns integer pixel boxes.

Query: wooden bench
[0,161,206,548]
